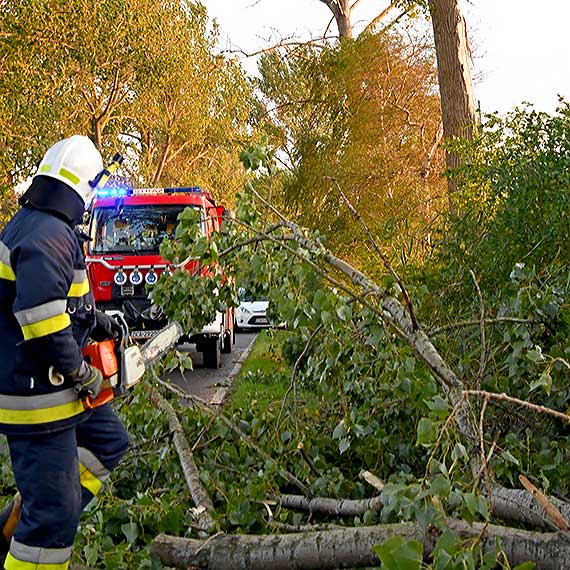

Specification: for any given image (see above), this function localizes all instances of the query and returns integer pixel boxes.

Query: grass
[228,329,292,412]
[228,329,327,423]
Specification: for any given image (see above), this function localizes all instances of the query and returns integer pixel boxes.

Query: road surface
[162,331,257,403]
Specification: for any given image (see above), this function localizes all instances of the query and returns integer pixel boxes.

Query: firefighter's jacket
[0,204,95,434]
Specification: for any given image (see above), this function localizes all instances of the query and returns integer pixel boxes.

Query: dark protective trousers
[4,405,129,569]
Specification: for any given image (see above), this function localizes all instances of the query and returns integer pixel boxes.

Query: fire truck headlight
[114,270,127,286]
[130,269,143,285]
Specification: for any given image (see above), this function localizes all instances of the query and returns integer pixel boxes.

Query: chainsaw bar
[139,321,184,367]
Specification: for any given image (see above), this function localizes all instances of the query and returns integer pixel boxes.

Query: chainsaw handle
[83,387,115,410]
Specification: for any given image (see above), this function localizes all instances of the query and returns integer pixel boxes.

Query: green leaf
[529,372,552,395]
[429,475,451,498]
[414,503,436,529]
[416,418,437,447]
[332,420,348,439]
[526,347,545,363]
[121,522,138,545]
[373,536,422,570]
[280,430,292,443]
[84,543,99,566]
[425,395,449,419]
[433,529,461,556]
[501,450,520,467]
[339,437,351,454]
[513,563,536,570]
[451,443,468,462]
[336,304,352,322]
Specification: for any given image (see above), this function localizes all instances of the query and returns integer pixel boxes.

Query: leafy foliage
[145,117,570,566]
[0,0,254,201]
[255,29,446,268]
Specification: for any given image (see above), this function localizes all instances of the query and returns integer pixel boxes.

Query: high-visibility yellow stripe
[68,279,90,297]
[0,399,84,425]
[58,168,80,185]
[0,262,15,281]
[39,164,52,174]
[5,553,69,569]
[21,313,70,341]
[79,464,103,496]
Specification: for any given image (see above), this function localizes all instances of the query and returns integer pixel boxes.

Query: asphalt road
[162,330,257,403]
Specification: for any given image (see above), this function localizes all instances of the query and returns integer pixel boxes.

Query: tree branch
[149,385,215,533]
[362,1,399,34]
[464,390,570,424]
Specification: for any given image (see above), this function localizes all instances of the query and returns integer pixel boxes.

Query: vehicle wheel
[221,329,233,354]
[202,337,221,368]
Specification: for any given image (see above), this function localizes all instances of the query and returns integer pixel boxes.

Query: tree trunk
[319,0,353,38]
[275,493,383,516]
[491,486,570,531]
[428,0,476,198]
[151,519,570,569]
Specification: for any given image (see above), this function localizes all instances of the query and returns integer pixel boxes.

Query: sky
[202,0,570,116]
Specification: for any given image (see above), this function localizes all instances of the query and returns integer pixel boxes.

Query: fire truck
[85,183,235,368]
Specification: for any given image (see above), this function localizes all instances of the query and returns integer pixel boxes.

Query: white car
[236,297,271,330]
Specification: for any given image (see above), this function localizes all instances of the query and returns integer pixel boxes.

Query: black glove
[70,361,104,399]
[91,310,122,342]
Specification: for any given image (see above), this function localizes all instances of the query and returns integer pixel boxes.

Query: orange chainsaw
[49,317,183,409]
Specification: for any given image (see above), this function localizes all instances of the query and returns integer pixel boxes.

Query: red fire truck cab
[86,184,235,368]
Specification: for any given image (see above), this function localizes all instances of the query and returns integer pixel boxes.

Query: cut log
[491,485,570,531]
[274,493,383,516]
[151,519,570,569]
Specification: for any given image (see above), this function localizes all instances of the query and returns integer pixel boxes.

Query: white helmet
[35,135,104,206]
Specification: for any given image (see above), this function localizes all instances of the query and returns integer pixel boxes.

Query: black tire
[221,329,233,354]
[203,337,221,368]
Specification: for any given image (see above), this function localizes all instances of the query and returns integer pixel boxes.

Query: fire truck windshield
[90,205,199,253]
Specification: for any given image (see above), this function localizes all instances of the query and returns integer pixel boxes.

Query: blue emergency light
[97,176,133,198]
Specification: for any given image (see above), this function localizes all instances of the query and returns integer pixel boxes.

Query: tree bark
[491,486,570,531]
[150,390,215,533]
[151,519,570,569]
[428,0,476,198]
[274,493,383,516]
[276,481,570,531]
[319,0,353,38]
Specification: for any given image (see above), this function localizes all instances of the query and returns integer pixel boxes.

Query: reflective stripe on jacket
[0,207,95,434]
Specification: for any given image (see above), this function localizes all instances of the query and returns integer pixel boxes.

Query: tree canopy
[255,29,446,265]
[0,0,255,208]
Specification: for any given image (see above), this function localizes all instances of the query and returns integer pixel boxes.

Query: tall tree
[0,0,254,202]
[126,2,253,199]
[257,31,445,264]
[428,0,476,197]
[318,0,353,38]
[315,0,477,201]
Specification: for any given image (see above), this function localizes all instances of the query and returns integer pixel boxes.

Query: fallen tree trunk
[274,493,383,516]
[151,519,570,569]
[275,486,570,532]
[491,486,570,531]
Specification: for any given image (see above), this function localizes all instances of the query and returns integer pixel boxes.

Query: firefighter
[0,135,129,569]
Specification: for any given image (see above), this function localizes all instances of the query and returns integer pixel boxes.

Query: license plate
[255,317,268,324]
[130,330,157,339]
[121,284,134,296]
